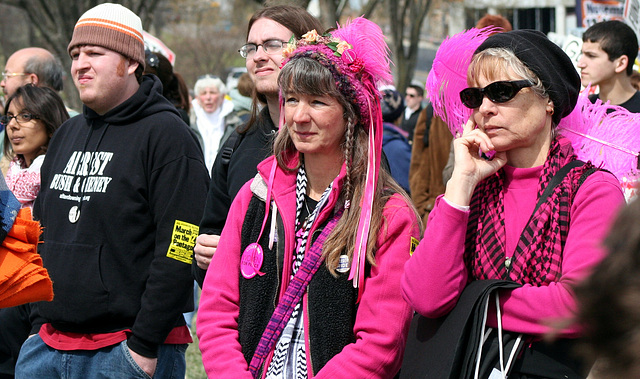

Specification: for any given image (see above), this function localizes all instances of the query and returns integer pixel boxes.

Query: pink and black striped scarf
[464,137,593,285]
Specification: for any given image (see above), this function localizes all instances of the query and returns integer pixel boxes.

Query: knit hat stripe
[76,18,144,44]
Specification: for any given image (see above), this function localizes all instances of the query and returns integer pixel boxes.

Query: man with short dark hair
[579,20,640,112]
[15,3,209,378]
[400,84,424,141]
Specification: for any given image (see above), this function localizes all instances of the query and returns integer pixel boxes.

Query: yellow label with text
[167,220,199,264]
[410,237,419,256]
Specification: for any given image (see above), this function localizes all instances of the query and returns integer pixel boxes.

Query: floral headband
[283,30,365,74]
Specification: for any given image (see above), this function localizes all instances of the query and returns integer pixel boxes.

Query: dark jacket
[382,122,411,194]
[238,195,357,376]
[400,105,423,141]
[589,91,640,113]
[193,106,277,287]
[32,75,209,357]
[409,106,453,225]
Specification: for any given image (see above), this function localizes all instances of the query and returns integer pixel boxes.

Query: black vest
[237,195,358,375]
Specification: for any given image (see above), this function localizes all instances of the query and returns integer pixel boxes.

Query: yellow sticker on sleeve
[166,220,199,264]
[410,237,420,256]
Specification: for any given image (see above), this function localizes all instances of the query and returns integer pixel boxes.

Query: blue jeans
[15,334,187,379]
[183,280,199,330]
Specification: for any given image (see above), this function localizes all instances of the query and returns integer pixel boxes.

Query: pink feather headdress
[426,27,500,136]
[560,93,640,199]
[427,27,640,199]
[281,17,392,298]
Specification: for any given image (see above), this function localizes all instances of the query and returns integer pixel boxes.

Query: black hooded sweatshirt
[32,75,209,357]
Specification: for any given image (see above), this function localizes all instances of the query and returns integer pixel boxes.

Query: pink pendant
[241,243,265,279]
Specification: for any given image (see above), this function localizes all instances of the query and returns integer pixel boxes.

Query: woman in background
[190,75,236,172]
[3,84,68,209]
[0,83,66,379]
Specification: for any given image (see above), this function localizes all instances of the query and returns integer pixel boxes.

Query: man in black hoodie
[15,3,209,378]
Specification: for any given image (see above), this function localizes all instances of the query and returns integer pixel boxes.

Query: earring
[548,108,554,116]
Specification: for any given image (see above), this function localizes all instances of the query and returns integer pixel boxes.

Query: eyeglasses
[460,80,533,108]
[406,93,417,98]
[0,113,40,126]
[1,72,28,80]
[238,40,287,59]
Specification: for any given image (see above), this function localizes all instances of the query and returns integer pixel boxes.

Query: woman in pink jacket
[402,30,624,377]
[197,17,420,378]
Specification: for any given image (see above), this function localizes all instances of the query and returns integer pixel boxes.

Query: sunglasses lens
[460,88,482,108]
[460,81,530,109]
[485,82,517,103]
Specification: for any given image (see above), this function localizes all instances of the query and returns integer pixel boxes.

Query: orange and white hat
[67,3,145,68]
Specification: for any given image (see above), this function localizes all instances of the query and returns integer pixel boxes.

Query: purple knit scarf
[465,138,593,285]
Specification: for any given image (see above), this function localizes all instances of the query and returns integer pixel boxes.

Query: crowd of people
[0,2,638,379]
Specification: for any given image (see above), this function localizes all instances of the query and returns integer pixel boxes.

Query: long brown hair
[241,5,324,133]
[275,57,420,275]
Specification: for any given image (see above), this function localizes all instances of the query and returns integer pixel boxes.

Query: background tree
[384,0,432,93]
[315,0,433,93]
[0,0,162,109]
[159,0,255,86]
[0,0,437,109]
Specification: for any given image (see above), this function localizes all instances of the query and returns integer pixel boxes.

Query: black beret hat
[475,30,580,125]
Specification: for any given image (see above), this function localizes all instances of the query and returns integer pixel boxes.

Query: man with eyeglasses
[1,48,64,98]
[192,5,323,287]
[14,4,208,378]
[400,84,424,141]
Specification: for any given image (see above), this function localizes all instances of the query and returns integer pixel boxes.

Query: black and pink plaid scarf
[464,138,593,285]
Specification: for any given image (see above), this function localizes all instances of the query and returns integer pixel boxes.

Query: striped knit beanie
[67,3,145,68]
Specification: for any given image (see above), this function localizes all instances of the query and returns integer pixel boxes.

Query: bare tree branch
[387,0,431,92]
[361,0,381,18]
[0,0,164,109]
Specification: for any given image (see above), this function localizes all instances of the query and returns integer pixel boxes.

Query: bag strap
[474,292,524,379]
[219,130,245,166]
[533,160,585,214]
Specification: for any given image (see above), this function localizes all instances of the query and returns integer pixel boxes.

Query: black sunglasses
[460,80,533,108]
